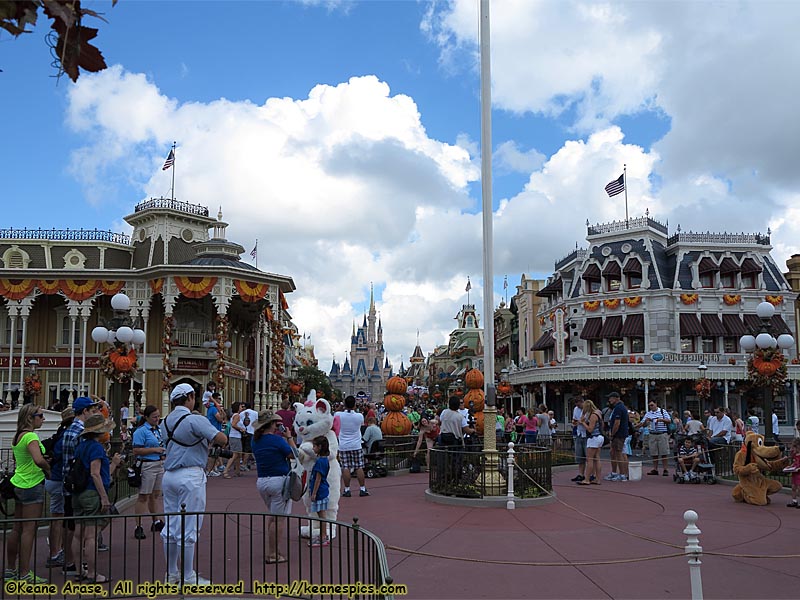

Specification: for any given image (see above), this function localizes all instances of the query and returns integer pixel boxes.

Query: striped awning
[581,264,601,280]
[680,313,704,336]
[620,313,644,337]
[600,315,623,339]
[701,314,727,336]
[532,331,555,351]
[771,315,792,335]
[602,261,621,277]
[698,257,718,274]
[722,314,748,336]
[743,313,762,333]
[536,278,563,297]
[580,317,603,340]
[623,258,642,274]
[741,258,762,274]
[719,257,740,274]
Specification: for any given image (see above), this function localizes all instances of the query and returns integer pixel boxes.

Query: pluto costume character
[293,396,341,539]
[732,432,790,505]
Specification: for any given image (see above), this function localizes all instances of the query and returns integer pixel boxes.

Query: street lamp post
[739,301,794,445]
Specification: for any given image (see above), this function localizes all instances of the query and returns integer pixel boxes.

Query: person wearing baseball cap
[160,383,227,585]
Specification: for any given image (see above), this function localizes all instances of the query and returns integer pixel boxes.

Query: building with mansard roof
[327,287,392,400]
[426,304,484,396]
[507,215,799,433]
[0,197,297,426]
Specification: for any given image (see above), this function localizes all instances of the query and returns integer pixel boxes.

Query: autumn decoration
[765,295,783,306]
[234,280,270,303]
[723,294,741,306]
[603,298,620,309]
[694,378,712,401]
[497,381,513,396]
[386,376,408,395]
[215,314,228,386]
[162,315,173,390]
[747,348,787,393]
[269,320,286,393]
[23,374,42,398]
[680,293,699,305]
[463,368,486,435]
[729,358,737,365]
[100,347,138,383]
[0,278,36,301]
[623,296,642,308]
[583,300,600,311]
[175,275,217,299]
[381,376,411,436]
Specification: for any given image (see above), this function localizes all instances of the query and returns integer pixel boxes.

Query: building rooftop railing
[554,248,588,271]
[0,227,130,245]
[587,216,669,236]
[134,197,210,217]
[666,231,770,246]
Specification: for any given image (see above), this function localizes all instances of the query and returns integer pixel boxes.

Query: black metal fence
[428,445,552,499]
[0,510,396,599]
[708,444,792,488]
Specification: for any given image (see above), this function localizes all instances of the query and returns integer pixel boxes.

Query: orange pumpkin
[380,411,412,436]
[454,388,464,398]
[99,402,111,444]
[757,362,777,376]
[386,376,407,395]
[288,381,303,394]
[464,388,485,412]
[465,368,484,390]
[383,394,406,412]
[497,382,512,396]
[474,411,485,436]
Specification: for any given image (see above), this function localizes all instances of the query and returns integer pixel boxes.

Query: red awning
[698,257,718,274]
[581,264,601,280]
[740,258,762,274]
[722,314,748,336]
[600,315,623,339]
[602,261,621,278]
[580,317,603,340]
[719,257,740,274]
[623,258,642,274]
[532,331,555,351]
[680,313,704,336]
[771,314,792,335]
[700,314,727,336]
[620,313,644,337]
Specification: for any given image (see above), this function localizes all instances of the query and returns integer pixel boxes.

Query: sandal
[222,473,233,479]
[576,480,591,486]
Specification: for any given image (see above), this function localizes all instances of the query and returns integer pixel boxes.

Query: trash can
[629,461,642,481]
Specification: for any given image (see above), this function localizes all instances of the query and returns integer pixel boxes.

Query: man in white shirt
[339,396,369,497]
[241,402,259,469]
[771,411,781,443]
[707,407,733,446]
[571,398,587,483]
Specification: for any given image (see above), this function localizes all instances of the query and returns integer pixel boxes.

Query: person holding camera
[72,415,122,583]
[161,383,227,585]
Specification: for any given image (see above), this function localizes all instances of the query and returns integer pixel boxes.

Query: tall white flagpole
[171,141,177,201]
[624,163,629,226]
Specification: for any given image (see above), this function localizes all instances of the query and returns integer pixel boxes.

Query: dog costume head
[739,431,783,469]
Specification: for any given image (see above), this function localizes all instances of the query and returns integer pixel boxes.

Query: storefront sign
[652,353,723,364]
[0,356,100,369]
[175,358,210,372]
[222,363,249,379]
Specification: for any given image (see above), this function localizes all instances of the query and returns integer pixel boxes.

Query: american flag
[604,173,625,197]
[503,275,508,290]
[162,149,175,171]
[465,277,472,292]
[250,242,257,259]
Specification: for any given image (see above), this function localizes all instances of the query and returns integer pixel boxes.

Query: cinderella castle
[328,286,393,400]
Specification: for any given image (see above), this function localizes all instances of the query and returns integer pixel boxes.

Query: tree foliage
[296,365,334,401]
[0,0,117,82]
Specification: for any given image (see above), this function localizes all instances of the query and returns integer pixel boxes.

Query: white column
[254,321,262,408]
[68,313,77,401]
[6,313,16,405]
[541,382,547,407]
[723,380,729,409]
[263,325,270,411]
[644,382,650,405]
[793,380,798,429]
[80,314,89,397]
[142,316,148,397]
[18,314,28,397]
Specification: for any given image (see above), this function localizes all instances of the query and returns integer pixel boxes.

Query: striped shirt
[643,408,670,434]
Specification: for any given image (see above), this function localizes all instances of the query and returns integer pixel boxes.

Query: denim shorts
[15,482,45,505]
[45,479,65,513]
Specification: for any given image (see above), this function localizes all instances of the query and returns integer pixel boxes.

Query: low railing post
[506,442,516,510]
[683,510,704,600]
[352,516,361,587]
[180,502,187,586]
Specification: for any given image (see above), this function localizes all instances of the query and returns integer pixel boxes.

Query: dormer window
[698,257,718,288]
[623,258,642,289]
[719,257,739,289]
[582,263,601,295]
[602,261,621,292]
[1,245,31,269]
[741,257,762,289]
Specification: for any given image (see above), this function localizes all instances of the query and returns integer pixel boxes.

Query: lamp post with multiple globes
[738,301,794,445]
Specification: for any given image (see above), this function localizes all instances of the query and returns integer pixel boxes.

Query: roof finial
[218,206,223,221]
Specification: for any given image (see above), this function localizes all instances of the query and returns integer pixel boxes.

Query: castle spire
[370,282,375,312]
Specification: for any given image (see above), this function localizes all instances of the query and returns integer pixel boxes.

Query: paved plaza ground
[194,465,799,600]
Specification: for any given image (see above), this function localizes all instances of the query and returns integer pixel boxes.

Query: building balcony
[0,227,130,245]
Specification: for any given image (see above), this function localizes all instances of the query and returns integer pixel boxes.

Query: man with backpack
[60,397,101,575]
[43,408,75,567]
[642,400,671,476]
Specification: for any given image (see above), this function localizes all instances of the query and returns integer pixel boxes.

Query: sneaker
[588,475,597,483]
[359,489,370,497]
[570,475,585,482]
[4,568,17,579]
[183,572,210,585]
[46,553,64,568]
[787,501,798,508]
[662,470,669,476]
[617,475,628,481]
[684,473,692,482]
[20,571,47,584]
[165,572,180,584]
[151,520,165,532]
[216,465,225,472]
[62,563,77,574]
[134,526,146,540]
[342,490,351,497]
[207,470,221,477]
[97,543,109,552]
[604,473,618,481]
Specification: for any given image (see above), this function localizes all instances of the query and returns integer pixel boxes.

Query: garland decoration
[603,298,620,309]
[162,315,173,390]
[623,296,642,308]
[99,346,138,383]
[37,279,60,294]
[60,279,99,301]
[23,373,42,398]
[234,280,270,303]
[269,320,286,392]
[694,378,711,401]
[175,276,217,299]
[0,278,35,300]
[215,314,229,386]
[722,294,741,306]
[583,300,600,311]
[680,293,699,305]
[747,348,787,393]
[765,295,783,306]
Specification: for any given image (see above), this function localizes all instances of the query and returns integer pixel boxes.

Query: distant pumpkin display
[386,376,408,395]
[464,388,485,412]
[381,377,411,436]
[465,368,484,390]
[383,394,406,412]
[464,368,485,435]
[381,411,412,436]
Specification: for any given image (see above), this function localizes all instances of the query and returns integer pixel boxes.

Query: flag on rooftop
[162,149,175,171]
[250,241,257,259]
[503,275,508,290]
[604,173,625,197]
[465,277,472,292]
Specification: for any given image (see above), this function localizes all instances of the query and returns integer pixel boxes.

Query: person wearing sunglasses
[6,404,51,583]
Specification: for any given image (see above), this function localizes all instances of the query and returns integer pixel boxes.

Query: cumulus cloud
[494,141,546,174]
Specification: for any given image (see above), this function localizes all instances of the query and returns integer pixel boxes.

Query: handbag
[127,460,142,488]
[0,472,16,501]
[282,470,304,502]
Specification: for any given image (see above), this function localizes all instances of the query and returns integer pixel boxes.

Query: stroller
[364,440,388,479]
[672,433,716,484]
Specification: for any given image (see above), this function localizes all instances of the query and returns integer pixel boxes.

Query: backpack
[663,409,677,434]
[42,424,67,459]
[63,442,90,494]
[243,412,251,427]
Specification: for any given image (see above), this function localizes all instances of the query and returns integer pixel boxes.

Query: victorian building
[507,215,799,432]
[426,303,484,396]
[328,287,392,400]
[0,197,296,426]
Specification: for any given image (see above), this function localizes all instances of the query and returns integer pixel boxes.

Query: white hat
[170,383,196,403]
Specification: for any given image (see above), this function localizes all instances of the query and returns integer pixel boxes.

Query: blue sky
[3,1,800,371]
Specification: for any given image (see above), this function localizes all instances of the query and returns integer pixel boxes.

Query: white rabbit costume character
[293,396,341,539]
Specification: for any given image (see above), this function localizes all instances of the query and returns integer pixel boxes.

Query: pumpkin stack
[381,376,412,436]
[464,368,485,435]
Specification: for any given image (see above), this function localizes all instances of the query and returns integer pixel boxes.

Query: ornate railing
[708,443,790,488]
[554,248,588,271]
[666,231,770,246]
[134,197,210,217]
[0,228,130,245]
[587,216,668,236]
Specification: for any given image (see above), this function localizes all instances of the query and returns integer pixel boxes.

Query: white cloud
[494,141,546,174]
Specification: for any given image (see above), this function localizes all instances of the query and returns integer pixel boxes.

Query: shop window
[681,337,696,353]
[586,280,601,294]
[699,273,714,288]
[606,277,621,292]
[721,273,735,288]
[701,337,717,353]
[627,274,642,289]
[609,338,624,355]
[723,337,738,353]
[742,274,757,289]
[589,340,603,356]
[3,319,23,346]
[630,337,645,353]
[61,316,80,346]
